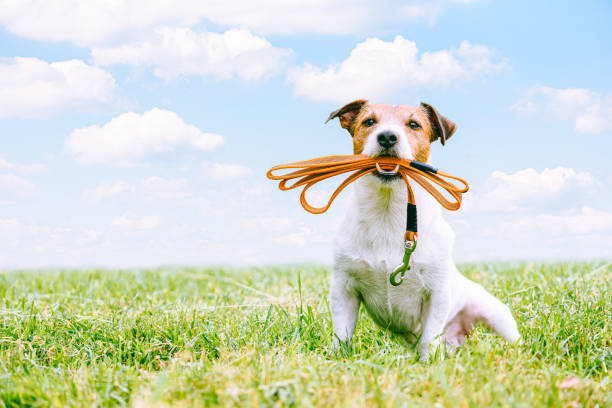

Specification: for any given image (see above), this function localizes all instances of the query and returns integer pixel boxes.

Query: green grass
[0,262,610,407]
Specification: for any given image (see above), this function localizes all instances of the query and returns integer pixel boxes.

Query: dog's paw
[331,337,341,352]
[418,339,448,363]
[418,350,430,363]
[418,343,433,363]
[330,336,352,355]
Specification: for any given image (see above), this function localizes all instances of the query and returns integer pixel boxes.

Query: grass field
[0,262,610,407]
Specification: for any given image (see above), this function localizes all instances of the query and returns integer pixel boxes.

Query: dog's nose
[377,131,398,149]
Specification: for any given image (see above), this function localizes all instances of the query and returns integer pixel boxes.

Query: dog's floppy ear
[420,102,456,146]
[325,99,368,135]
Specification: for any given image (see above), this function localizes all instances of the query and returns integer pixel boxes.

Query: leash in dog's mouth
[375,163,403,182]
[375,163,400,175]
[266,155,469,286]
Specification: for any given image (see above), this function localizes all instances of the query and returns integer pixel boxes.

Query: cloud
[246,184,273,197]
[287,38,507,102]
[202,162,253,180]
[0,218,38,237]
[81,177,196,203]
[512,85,612,134]
[0,156,46,173]
[81,173,254,208]
[237,215,329,247]
[0,57,119,118]
[111,214,161,231]
[450,166,607,261]
[66,108,225,165]
[496,206,612,237]
[452,206,612,261]
[138,177,195,201]
[0,0,200,47]
[200,1,477,35]
[0,218,67,248]
[271,226,328,247]
[0,156,45,203]
[92,27,292,81]
[239,216,295,234]
[0,1,481,46]
[0,174,35,198]
[463,166,595,213]
[81,180,133,203]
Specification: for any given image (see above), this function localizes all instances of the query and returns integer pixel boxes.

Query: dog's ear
[420,102,456,146]
[325,99,368,135]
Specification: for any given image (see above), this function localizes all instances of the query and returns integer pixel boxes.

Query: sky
[0,0,611,269]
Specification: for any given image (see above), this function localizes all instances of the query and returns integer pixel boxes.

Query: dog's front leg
[329,270,360,350]
[419,282,452,362]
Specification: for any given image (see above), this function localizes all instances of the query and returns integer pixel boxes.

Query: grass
[0,262,610,407]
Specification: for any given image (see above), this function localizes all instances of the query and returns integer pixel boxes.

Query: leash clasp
[390,238,417,286]
[375,163,400,175]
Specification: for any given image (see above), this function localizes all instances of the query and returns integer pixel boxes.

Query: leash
[266,155,469,286]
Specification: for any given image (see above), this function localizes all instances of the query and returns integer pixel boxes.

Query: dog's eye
[362,118,376,127]
[408,121,421,130]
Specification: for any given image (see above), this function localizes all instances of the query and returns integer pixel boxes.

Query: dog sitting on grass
[326,100,520,361]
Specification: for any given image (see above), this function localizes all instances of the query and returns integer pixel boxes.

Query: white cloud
[246,184,273,197]
[496,206,612,237]
[450,166,608,261]
[272,227,311,246]
[81,177,197,203]
[512,85,612,134]
[239,216,295,234]
[463,166,595,213]
[138,177,194,201]
[203,162,253,180]
[66,108,225,165]
[287,38,507,102]
[81,180,133,203]
[0,57,119,118]
[269,224,332,247]
[0,0,199,47]
[200,1,475,35]
[92,27,292,81]
[452,206,612,262]
[111,214,161,231]
[81,174,257,207]
[0,218,81,257]
[0,1,481,46]
[0,156,46,173]
[75,229,104,246]
[237,215,330,247]
[0,174,35,197]
[0,156,44,203]
[0,218,36,237]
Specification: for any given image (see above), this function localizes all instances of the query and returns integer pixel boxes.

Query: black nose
[377,131,398,149]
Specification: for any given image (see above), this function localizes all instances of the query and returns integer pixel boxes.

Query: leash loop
[267,155,469,286]
[267,155,468,214]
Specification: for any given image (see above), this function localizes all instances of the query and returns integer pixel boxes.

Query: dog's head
[326,100,456,171]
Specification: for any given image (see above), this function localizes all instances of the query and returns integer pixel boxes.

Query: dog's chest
[347,258,429,334]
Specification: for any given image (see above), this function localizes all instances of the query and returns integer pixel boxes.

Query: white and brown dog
[326,100,520,361]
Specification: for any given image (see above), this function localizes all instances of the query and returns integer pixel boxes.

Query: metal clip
[375,163,400,175]
[389,239,417,286]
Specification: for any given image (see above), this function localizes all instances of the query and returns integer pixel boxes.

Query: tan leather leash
[267,155,469,286]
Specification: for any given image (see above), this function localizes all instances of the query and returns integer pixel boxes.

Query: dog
[326,100,520,361]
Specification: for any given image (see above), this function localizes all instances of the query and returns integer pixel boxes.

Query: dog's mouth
[373,152,402,182]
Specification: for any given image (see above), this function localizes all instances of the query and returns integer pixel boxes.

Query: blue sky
[0,0,610,268]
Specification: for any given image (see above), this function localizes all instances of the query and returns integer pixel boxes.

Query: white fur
[330,122,520,361]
